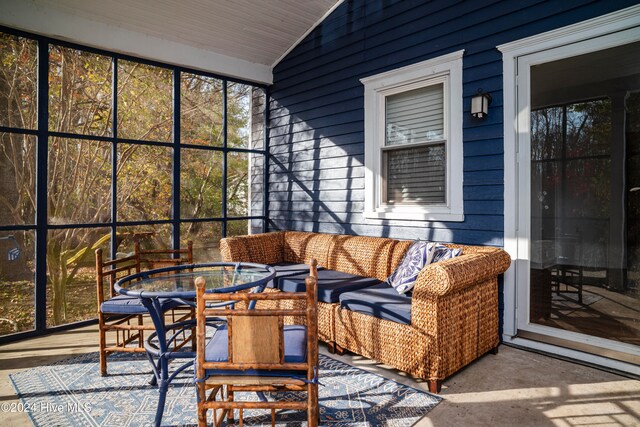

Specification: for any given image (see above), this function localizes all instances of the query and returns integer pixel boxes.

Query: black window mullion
[0,25,270,344]
[111,57,118,259]
[222,80,228,237]
[34,39,49,332]
[263,86,270,233]
[172,70,181,250]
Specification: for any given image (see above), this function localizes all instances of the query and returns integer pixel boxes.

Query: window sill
[364,209,464,222]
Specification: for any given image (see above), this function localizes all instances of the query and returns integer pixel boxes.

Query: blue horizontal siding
[269,0,637,247]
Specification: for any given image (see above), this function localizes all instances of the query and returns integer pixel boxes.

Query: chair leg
[489,345,499,355]
[137,314,144,348]
[334,343,346,356]
[308,384,319,427]
[197,382,207,427]
[98,316,107,377]
[191,306,197,351]
[427,380,442,394]
[227,387,234,424]
[326,342,336,354]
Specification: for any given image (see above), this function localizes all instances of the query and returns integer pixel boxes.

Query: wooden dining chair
[95,241,194,376]
[135,240,194,271]
[136,240,196,346]
[195,261,319,427]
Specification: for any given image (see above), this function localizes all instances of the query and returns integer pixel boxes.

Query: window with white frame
[362,50,464,221]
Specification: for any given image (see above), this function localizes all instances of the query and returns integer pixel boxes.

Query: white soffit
[0,0,340,84]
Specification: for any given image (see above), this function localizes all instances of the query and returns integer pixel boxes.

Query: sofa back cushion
[327,235,398,282]
[283,231,335,267]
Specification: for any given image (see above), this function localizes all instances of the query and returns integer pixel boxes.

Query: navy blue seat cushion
[278,269,382,303]
[203,324,307,378]
[100,295,182,315]
[205,324,307,363]
[339,283,412,325]
[266,262,325,288]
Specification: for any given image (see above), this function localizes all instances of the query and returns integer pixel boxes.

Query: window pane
[47,227,111,327]
[117,143,172,221]
[385,143,446,204]
[250,87,266,150]
[181,221,222,263]
[49,45,112,136]
[115,224,172,254]
[117,60,172,142]
[0,133,36,225]
[48,137,112,224]
[249,219,264,235]
[249,152,264,218]
[180,148,222,219]
[227,82,252,149]
[531,107,563,160]
[386,83,444,146]
[227,219,250,237]
[0,33,37,130]
[564,158,611,219]
[0,230,35,336]
[566,99,612,158]
[227,151,249,217]
[180,73,223,146]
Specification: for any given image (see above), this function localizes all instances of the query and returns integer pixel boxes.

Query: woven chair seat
[339,283,412,325]
[100,295,183,315]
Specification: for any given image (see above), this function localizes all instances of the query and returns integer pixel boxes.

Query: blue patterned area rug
[10,352,441,426]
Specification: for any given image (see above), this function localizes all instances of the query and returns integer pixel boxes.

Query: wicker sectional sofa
[220,230,511,392]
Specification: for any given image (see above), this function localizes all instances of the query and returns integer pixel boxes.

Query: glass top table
[113,262,276,427]
[114,262,276,299]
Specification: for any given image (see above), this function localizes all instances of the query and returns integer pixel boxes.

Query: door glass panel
[529,42,640,347]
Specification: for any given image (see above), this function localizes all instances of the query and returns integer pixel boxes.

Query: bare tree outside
[0,32,261,334]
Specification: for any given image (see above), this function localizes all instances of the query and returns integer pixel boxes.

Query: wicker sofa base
[220,231,511,391]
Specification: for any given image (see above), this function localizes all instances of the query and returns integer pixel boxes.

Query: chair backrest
[95,248,140,305]
[196,260,318,379]
[135,240,193,271]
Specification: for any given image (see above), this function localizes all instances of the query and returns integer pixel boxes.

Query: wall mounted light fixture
[471,90,492,119]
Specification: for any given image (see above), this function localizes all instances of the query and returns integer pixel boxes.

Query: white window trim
[361,50,464,222]
[498,4,640,374]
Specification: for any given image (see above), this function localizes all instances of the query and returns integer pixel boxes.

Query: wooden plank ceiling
[34,0,339,66]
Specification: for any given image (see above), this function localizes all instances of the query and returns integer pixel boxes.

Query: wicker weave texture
[221,231,512,384]
[326,235,398,281]
[220,231,284,264]
[244,289,334,343]
[389,240,413,275]
[335,307,431,379]
[283,231,335,267]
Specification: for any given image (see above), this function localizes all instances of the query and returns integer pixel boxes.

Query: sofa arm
[220,231,285,264]
[410,248,511,327]
[414,248,511,297]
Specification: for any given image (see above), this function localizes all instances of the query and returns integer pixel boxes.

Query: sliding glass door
[519,39,640,362]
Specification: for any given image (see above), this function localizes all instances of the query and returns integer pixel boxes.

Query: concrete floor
[0,325,639,426]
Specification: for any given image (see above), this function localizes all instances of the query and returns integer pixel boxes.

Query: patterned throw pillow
[432,244,463,263]
[386,241,437,294]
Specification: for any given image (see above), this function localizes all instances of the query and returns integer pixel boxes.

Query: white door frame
[499,4,640,374]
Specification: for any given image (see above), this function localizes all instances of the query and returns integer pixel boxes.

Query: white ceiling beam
[0,0,273,84]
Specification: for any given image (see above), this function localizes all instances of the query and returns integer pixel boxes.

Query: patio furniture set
[97,230,511,426]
